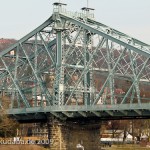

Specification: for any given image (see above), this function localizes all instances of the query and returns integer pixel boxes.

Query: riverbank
[104,144,150,150]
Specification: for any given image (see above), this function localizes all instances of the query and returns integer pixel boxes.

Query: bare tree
[0,97,19,138]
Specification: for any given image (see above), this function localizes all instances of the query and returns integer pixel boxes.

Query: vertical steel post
[11,46,19,108]
[34,34,38,107]
[106,39,115,104]
[55,30,64,105]
[83,31,91,105]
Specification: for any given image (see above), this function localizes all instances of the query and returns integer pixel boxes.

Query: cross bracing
[1,3,150,121]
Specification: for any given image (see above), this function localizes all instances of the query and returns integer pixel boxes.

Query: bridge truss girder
[0,3,150,120]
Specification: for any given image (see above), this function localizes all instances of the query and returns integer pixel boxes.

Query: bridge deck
[7,103,150,121]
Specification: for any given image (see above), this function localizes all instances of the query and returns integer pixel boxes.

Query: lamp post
[87,0,89,8]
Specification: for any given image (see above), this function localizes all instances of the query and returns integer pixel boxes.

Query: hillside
[0,38,16,51]
[0,38,149,104]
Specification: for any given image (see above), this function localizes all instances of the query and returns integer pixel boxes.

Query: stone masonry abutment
[47,116,101,150]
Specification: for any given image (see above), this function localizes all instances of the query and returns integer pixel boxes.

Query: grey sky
[0,0,150,44]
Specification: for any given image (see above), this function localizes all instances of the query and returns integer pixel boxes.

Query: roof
[81,7,95,11]
[103,130,123,134]
[53,2,67,6]
[141,135,148,139]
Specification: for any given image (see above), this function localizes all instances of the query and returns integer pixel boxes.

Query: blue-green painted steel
[0,3,150,120]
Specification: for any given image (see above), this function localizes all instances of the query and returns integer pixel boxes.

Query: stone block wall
[47,117,101,150]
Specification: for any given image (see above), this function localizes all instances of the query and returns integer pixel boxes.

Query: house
[100,130,133,143]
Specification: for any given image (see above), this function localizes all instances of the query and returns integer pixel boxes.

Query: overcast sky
[0,0,150,44]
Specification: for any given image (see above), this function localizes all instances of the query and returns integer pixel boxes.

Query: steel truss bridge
[0,3,150,121]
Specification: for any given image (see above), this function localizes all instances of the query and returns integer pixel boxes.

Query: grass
[0,145,48,150]
[1,144,150,150]
[104,144,150,150]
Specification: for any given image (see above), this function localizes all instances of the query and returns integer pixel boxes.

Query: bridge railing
[53,3,94,20]
[61,9,94,20]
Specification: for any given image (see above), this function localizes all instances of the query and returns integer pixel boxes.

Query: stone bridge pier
[47,116,101,150]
